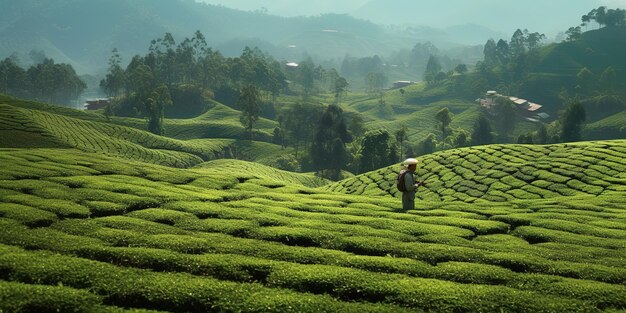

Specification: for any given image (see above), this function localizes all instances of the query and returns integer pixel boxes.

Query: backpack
[396,170,409,192]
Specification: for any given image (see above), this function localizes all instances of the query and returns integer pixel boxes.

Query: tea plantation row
[325,140,626,202]
[1,146,625,312]
[0,103,288,168]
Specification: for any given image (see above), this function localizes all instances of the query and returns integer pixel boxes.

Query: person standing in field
[397,158,424,210]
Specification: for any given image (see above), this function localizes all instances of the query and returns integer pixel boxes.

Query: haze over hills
[200,0,626,36]
[1,0,591,75]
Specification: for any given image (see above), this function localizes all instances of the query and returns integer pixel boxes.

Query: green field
[0,100,288,168]
[1,141,626,311]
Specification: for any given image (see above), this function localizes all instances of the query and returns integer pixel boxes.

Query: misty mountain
[0,0,503,74]
[353,0,600,36]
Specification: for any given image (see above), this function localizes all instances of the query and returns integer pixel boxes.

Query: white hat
[404,158,419,165]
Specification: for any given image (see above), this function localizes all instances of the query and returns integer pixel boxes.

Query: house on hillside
[392,81,416,89]
[476,91,550,122]
[84,98,111,110]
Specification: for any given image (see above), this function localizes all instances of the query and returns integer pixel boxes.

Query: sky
[198,0,626,36]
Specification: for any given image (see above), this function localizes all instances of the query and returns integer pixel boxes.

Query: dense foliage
[0,57,85,106]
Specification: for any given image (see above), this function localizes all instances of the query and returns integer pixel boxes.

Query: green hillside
[1,145,626,312]
[0,94,277,141]
[538,26,626,79]
[0,100,286,168]
[585,111,626,140]
[325,140,626,202]
[343,84,538,144]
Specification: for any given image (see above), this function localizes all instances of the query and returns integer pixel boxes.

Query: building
[476,91,549,122]
[84,98,111,110]
[392,81,416,89]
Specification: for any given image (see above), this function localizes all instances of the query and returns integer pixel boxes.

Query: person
[400,158,424,210]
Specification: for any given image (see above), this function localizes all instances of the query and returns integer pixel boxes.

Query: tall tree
[395,127,408,161]
[100,48,125,97]
[423,55,442,85]
[0,57,28,97]
[509,29,526,58]
[435,107,453,141]
[25,58,86,105]
[311,105,351,176]
[298,58,316,99]
[495,39,510,65]
[483,39,498,67]
[238,85,261,139]
[334,76,349,104]
[146,85,172,135]
[471,115,494,146]
[359,129,392,173]
[281,102,323,158]
[561,100,586,142]
[491,97,517,141]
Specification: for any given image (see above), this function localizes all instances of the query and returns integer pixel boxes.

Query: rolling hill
[0,95,625,311]
[0,96,285,168]
[325,140,626,202]
[1,140,626,311]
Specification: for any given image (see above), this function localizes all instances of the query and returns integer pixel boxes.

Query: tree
[561,99,586,142]
[281,102,323,158]
[583,7,626,28]
[298,59,316,99]
[311,105,351,177]
[565,26,582,41]
[454,64,468,74]
[423,55,442,85]
[126,58,154,99]
[525,31,546,51]
[491,97,517,141]
[334,76,348,104]
[509,29,526,58]
[435,107,453,141]
[471,115,494,146]
[100,48,125,97]
[146,85,172,135]
[0,57,28,97]
[359,129,392,173]
[395,127,408,161]
[238,85,261,139]
[25,58,86,105]
[483,39,498,66]
[349,114,366,138]
[495,39,510,65]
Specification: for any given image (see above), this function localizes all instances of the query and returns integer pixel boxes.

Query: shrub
[0,203,58,227]
[0,280,102,313]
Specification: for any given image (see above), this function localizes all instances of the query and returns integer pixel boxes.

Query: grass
[1,143,626,311]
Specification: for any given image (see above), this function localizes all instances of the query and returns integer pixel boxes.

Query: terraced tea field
[326,140,626,202]
[1,144,626,312]
[0,103,288,168]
